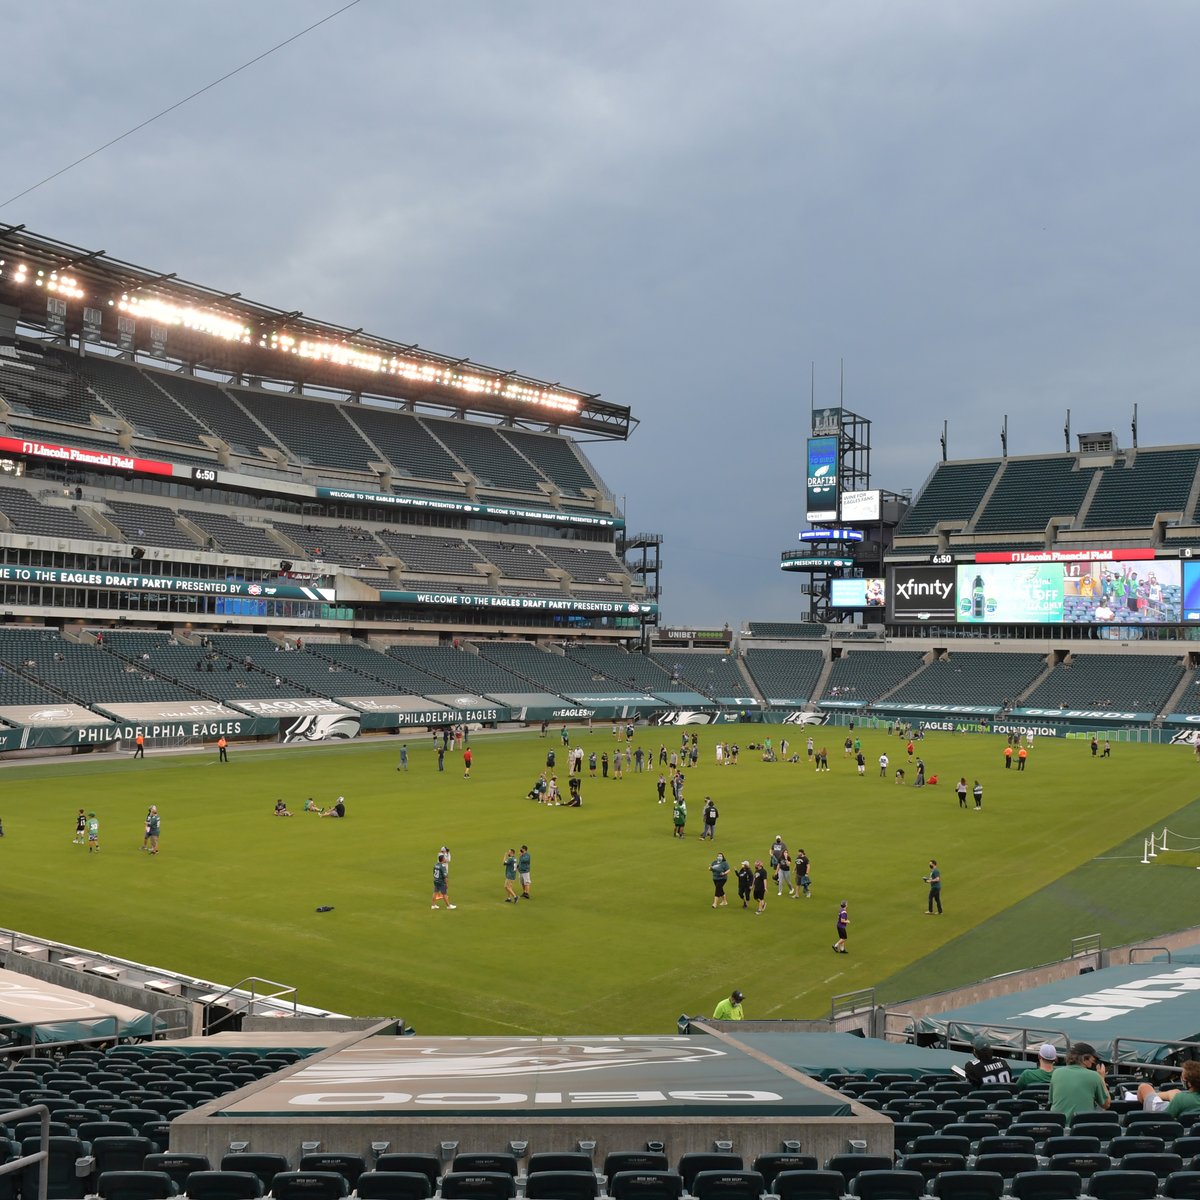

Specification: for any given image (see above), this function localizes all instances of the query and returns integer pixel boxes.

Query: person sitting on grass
[321,796,346,818]
[303,798,321,814]
[273,799,292,817]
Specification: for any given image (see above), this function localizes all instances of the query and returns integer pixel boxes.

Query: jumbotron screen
[888,560,1189,625]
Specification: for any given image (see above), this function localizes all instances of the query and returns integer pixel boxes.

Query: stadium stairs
[868,650,939,707]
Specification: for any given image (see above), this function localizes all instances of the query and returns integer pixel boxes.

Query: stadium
[4,223,1200,1200]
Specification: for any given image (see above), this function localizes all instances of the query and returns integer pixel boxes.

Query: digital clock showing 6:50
[191,467,218,484]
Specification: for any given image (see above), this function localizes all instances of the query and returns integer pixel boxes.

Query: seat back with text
[689,1170,766,1200]
[607,1171,684,1200]
[439,1173,517,1200]
[354,1171,434,1200]
[268,1171,352,1200]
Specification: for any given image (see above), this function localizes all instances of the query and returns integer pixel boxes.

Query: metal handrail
[0,1104,52,1200]
[202,975,298,1027]
[0,1004,190,1057]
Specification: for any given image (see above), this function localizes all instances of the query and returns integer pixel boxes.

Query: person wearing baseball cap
[1016,1043,1058,1089]
[712,989,744,1021]
[1050,1042,1110,1116]
[964,1034,1013,1086]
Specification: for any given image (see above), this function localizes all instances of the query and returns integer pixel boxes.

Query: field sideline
[1,726,1196,1035]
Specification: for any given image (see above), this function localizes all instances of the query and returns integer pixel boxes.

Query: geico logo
[289,1089,783,1106]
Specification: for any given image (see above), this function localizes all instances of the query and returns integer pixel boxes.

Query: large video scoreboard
[888,552,1200,625]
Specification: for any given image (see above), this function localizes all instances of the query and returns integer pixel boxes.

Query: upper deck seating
[343,407,463,483]
[423,417,547,491]
[1,342,106,425]
[1084,449,1200,529]
[148,374,277,459]
[69,353,209,444]
[974,457,1095,533]
[746,622,826,639]
[229,389,378,472]
[894,461,1001,537]
[500,430,598,496]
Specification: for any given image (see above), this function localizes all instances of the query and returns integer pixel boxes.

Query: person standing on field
[518,845,532,900]
[503,849,518,903]
[833,900,849,952]
[710,853,730,908]
[924,859,942,914]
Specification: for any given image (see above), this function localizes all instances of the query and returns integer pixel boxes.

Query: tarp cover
[737,1032,966,1080]
[211,1034,853,1118]
[908,963,1200,1063]
[0,967,157,1044]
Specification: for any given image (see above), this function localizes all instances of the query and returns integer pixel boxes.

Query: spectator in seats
[712,989,744,1020]
[964,1036,1012,1085]
[1016,1043,1058,1089]
[1136,1058,1200,1115]
[1049,1042,1109,1116]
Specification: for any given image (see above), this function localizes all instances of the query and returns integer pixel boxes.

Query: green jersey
[504,855,517,880]
[710,858,729,883]
[87,817,99,840]
[518,850,531,874]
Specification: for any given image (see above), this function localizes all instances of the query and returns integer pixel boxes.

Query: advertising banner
[829,577,885,608]
[956,561,1182,625]
[1185,561,1200,621]
[0,565,334,602]
[888,565,958,622]
[317,486,620,529]
[0,436,174,478]
[379,589,655,616]
[840,490,880,522]
[805,436,839,521]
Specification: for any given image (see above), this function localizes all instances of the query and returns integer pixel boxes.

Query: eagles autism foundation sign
[218,1035,849,1117]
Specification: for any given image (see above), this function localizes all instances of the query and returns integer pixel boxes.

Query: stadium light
[118,295,251,343]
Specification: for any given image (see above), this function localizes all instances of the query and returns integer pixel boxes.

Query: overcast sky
[5,2,1199,625]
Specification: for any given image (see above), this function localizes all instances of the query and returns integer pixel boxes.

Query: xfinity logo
[895,576,954,601]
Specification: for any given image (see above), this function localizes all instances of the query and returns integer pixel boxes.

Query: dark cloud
[5,1,1199,622]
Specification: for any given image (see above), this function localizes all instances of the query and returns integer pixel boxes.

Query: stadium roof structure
[0,223,632,439]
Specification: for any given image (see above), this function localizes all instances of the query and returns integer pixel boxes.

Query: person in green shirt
[502,849,518,903]
[1137,1058,1200,1115]
[1016,1044,1058,1089]
[86,812,100,853]
[672,797,687,838]
[1049,1042,1109,1117]
[712,989,743,1021]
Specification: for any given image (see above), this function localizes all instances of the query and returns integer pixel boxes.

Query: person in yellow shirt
[712,989,744,1020]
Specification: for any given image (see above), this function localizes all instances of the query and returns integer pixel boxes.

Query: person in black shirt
[964,1036,1012,1085]
[736,860,753,908]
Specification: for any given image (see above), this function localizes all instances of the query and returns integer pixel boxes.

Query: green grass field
[1,727,1197,1036]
